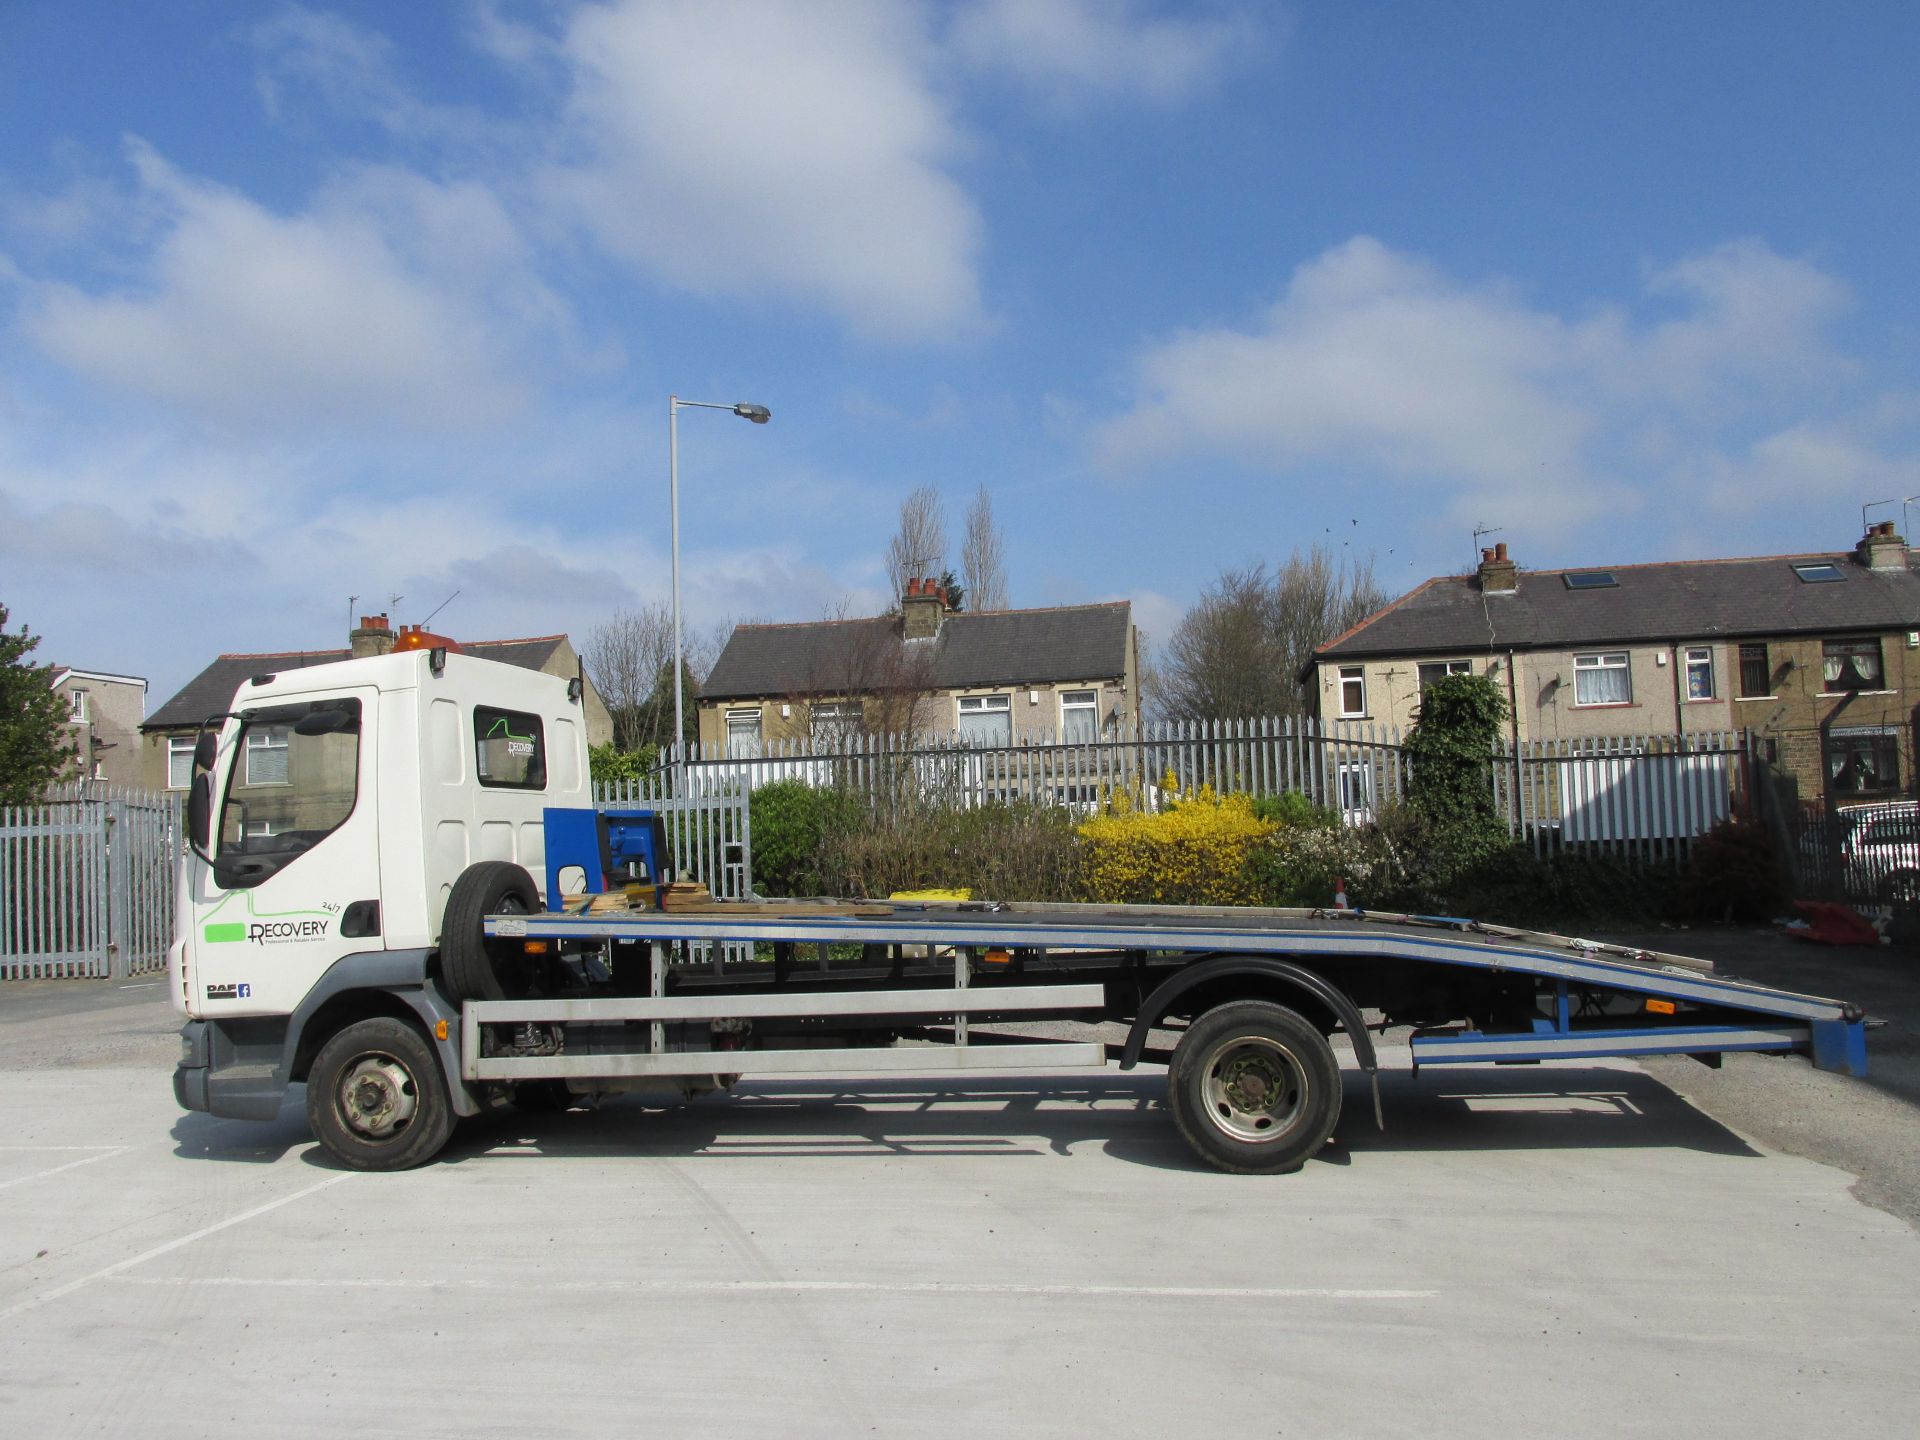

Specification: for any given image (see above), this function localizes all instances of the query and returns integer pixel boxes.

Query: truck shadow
[404,1063,1758,1175]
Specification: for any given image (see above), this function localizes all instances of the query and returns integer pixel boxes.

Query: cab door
[192,689,381,1018]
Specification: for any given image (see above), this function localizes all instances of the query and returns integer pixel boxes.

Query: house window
[726,709,762,759]
[1822,639,1884,692]
[1416,660,1471,692]
[474,706,547,790]
[167,735,195,790]
[957,694,1012,746]
[1573,653,1631,706]
[245,727,291,786]
[1338,667,1366,717]
[1337,759,1374,820]
[1738,643,1770,698]
[1684,647,1715,701]
[70,688,90,724]
[1825,727,1901,800]
[1060,689,1098,743]
[809,701,861,742]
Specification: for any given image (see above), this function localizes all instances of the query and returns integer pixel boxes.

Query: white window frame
[1416,659,1471,692]
[1337,759,1375,822]
[1683,646,1715,701]
[1059,689,1098,743]
[726,708,763,760]
[244,726,291,786]
[956,693,1013,746]
[809,701,861,740]
[1573,652,1631,707]
[69,687,90,724]
[1337,666,1367,718]
[167,735,195,790]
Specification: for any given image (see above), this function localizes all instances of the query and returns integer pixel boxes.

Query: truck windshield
[219,699,362,859]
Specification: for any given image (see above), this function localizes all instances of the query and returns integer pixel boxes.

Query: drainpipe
[1506,650,1522,835]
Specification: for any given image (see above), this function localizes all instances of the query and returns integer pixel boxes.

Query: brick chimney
[902,577,945,640]
[1856,520,1907,571]
[350,613,396,658]
[1476,541,1518,594]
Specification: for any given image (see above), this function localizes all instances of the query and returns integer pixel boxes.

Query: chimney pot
[1495,541,1508,561]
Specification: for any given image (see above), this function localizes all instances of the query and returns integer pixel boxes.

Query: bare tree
[1155,547,1392,724]
[781,598,942,745]
[885,485,948,601]
[960,484,1009,611]
[581,603,727,752]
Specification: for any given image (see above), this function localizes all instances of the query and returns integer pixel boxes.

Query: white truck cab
[171,646,590,1140]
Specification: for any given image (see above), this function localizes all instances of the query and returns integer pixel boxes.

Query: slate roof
[143,636,569,730]
[1316,550,1920,665]
[702,603,1132,701]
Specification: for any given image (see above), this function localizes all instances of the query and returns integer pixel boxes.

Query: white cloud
[950,0,1257,105]
[20,140,554,430]
[1094,235,1888,537]
[541,0,982,342]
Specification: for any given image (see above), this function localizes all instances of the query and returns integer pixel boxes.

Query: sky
[3,0,1919,708]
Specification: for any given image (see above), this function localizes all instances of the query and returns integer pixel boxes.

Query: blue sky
[4,1,1918,707]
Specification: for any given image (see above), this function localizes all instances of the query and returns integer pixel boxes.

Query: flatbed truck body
[167,648,1870,1173]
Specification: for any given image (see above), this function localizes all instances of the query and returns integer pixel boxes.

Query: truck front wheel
[307,1017,455,1171]
[1166,1001,1342,1175]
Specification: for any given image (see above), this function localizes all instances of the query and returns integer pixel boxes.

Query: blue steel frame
[542,806,670,904]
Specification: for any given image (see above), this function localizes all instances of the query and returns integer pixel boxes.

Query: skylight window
[1563,571,1618,590]
[1793,562,1846,583]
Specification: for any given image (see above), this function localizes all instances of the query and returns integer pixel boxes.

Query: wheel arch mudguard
[1122,953,1378,1079]
[283,949,480,1117]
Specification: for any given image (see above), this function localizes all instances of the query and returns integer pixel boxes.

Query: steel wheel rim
[1199,1035,1307,1143]
[337,1053,420,1139]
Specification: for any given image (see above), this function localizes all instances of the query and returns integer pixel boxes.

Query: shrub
[749,781,865,897]
[1677,817,1785,924]
[1246,820,1404,908]
[1249,790,1339,829]
[1402,674,1510,885]
[589,743,660,785]
[819,797,1082,901]
[1079,786,1276,905]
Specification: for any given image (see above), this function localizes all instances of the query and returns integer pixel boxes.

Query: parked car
[1805,801,1920,903]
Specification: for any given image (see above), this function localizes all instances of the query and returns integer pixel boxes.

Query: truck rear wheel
[306,1017,454,1171]
[1166,1001,1342,1174]
[441,860,544,1002]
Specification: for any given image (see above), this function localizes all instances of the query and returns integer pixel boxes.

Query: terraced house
[698,581,1140,755]
[1311,524,1920,813]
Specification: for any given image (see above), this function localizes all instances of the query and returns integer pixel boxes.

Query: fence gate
[1,785,178,981]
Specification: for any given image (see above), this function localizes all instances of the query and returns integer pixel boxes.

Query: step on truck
[170,646,1870,1173]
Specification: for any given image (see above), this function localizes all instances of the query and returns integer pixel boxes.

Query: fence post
[106,799,129,980]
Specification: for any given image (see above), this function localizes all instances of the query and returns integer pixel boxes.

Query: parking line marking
[0,1173,354,1322]
[0,1148,129,1191]
[108,1276,1437,1301]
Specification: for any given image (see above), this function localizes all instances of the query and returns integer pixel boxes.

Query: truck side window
[475,705,546,790]
[219,700,361,859]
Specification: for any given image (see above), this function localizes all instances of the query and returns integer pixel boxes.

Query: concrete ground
[2,951,1919,1437]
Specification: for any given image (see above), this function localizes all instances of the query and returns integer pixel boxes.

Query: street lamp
[669,395,773,776]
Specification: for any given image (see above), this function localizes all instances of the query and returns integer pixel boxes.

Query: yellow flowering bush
[1078,783,1277,905]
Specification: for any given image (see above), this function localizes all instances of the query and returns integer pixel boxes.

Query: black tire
[1165,1000,1342,1175]
[306,1017,454,1171]
[441,860,544,1003]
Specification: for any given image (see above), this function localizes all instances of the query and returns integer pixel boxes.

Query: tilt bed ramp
[402,890,1870,1179]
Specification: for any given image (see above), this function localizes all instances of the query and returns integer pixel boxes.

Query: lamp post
[669,395,772,780]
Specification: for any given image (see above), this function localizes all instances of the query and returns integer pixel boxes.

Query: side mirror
[187,773,212,851]
[193,729,218,771]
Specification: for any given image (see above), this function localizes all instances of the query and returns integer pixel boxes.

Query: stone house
[47,667,148,787]
[698,581,1140,755]
[1310,525,1920,812]
[139,615,613,792]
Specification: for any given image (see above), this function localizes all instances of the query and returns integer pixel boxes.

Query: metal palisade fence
[650,719,1753,865]
[1,783,179,981]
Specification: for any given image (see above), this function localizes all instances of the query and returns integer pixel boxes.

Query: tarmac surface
[2,936,1918,1437]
